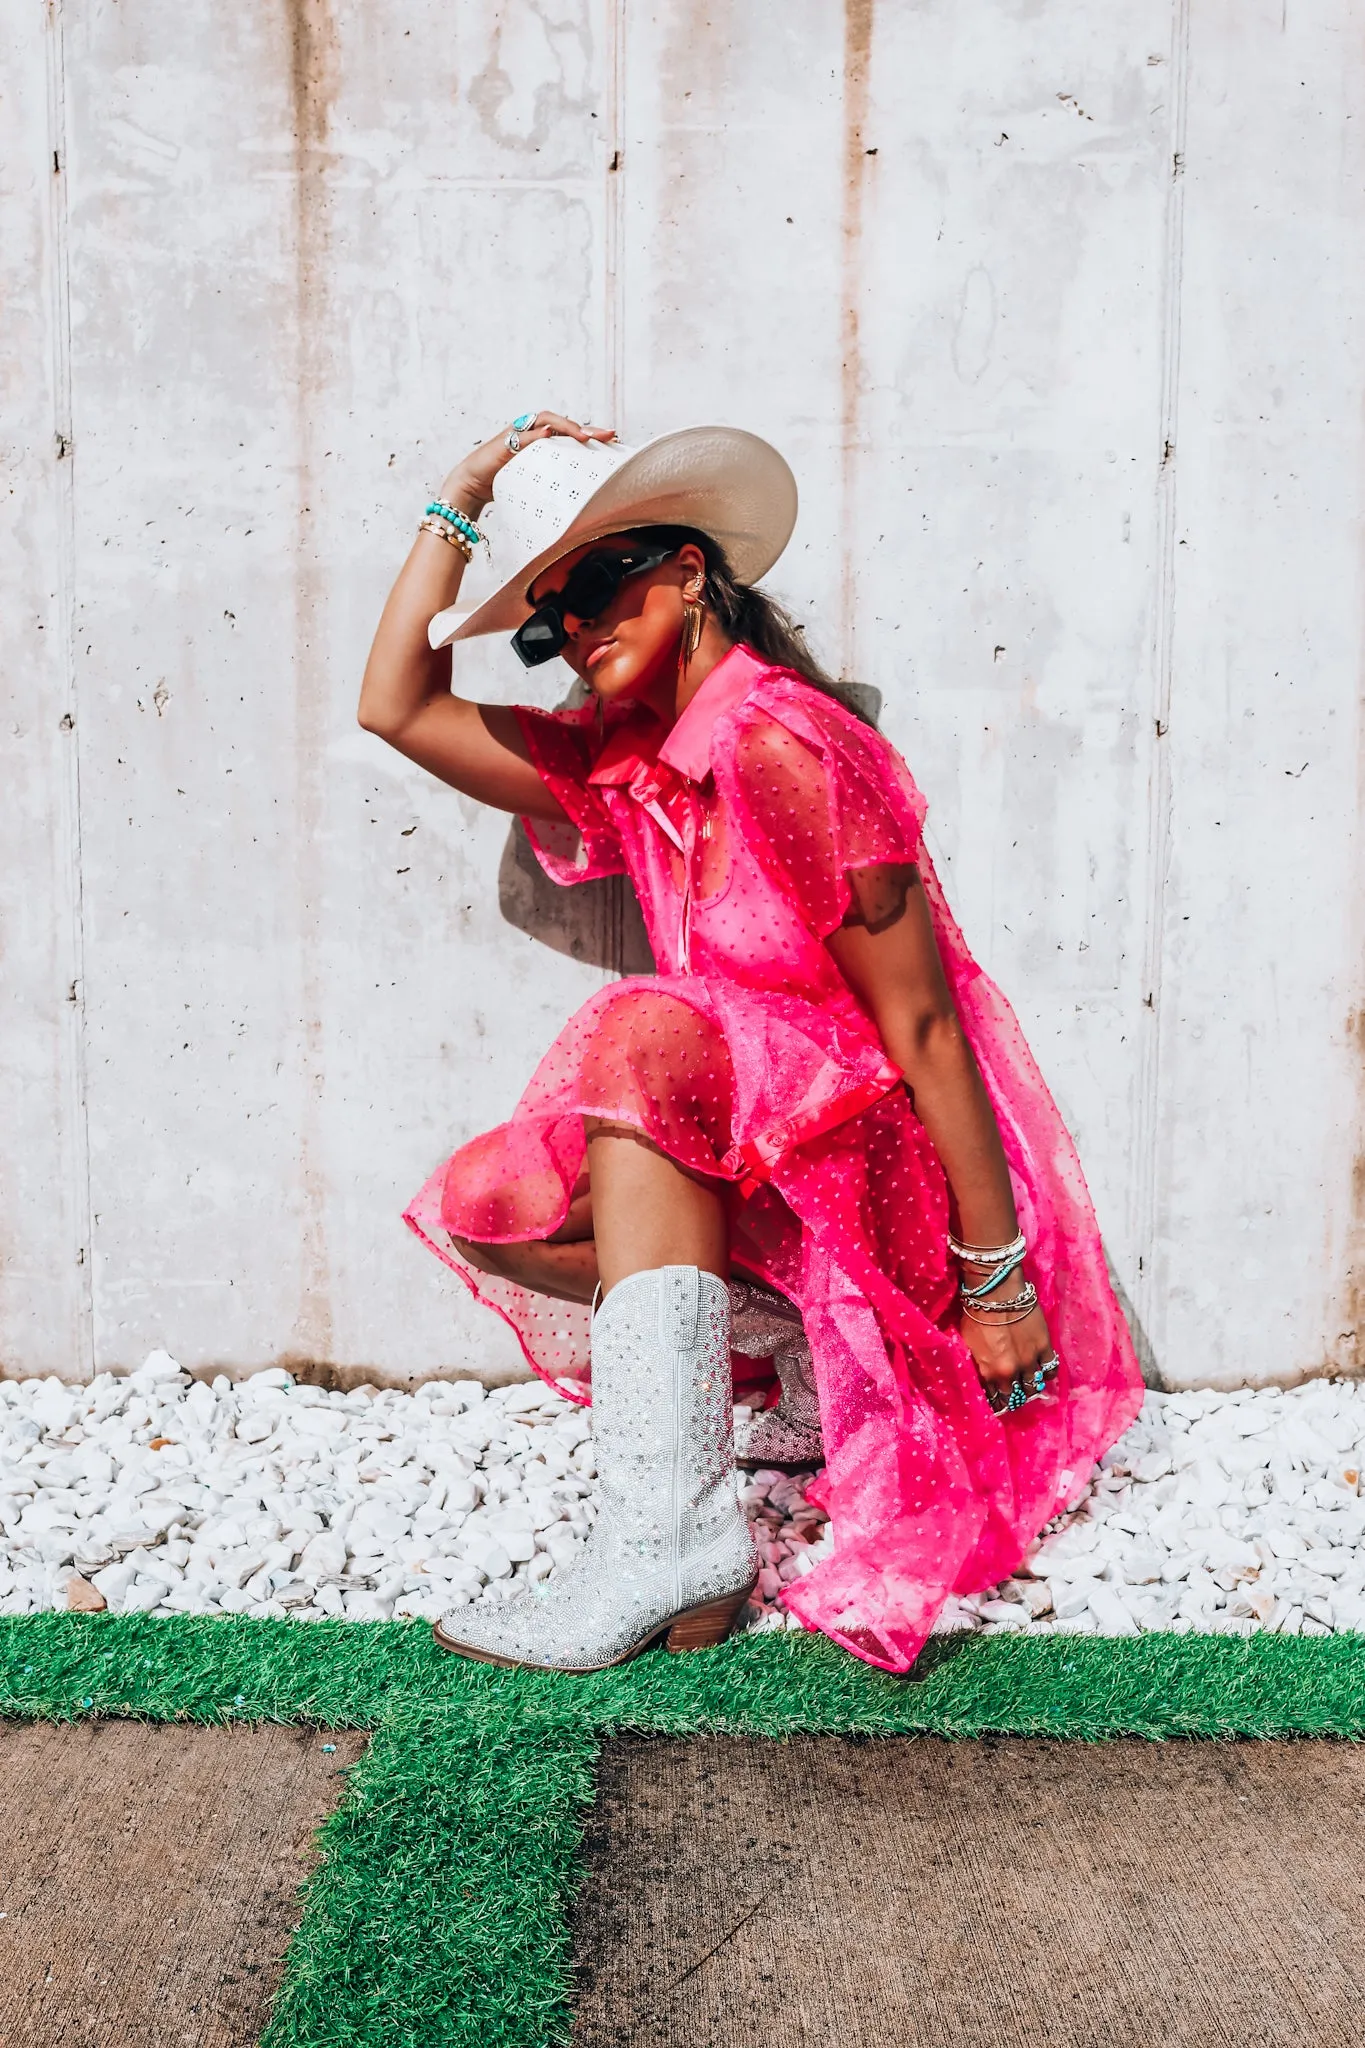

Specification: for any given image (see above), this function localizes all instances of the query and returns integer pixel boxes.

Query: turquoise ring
[511,411,539,433]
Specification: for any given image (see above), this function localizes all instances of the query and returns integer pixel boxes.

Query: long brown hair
[628,524,874,723]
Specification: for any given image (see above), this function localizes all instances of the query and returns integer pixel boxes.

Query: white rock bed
[1,1356,1362,1638]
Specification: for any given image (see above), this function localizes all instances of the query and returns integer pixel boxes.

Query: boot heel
[664,1584,755,1653]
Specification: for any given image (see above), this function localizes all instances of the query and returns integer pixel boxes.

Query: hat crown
[484,437,636,583]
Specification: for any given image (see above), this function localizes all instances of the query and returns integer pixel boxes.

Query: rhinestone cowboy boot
[432,1266,758,1671]
[730,1277,825,1475]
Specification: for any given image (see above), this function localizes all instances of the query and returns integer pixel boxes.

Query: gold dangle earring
[677,581,705,690]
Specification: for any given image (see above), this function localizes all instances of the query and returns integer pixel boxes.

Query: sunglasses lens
[560,557,624,621]
[512,605,566,668]
[511,547,672,666]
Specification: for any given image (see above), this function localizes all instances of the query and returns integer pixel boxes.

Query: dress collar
[656,642,767,782]
[586,642,767,791]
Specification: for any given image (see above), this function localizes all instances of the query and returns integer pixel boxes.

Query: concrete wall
[2,1,1361,1391]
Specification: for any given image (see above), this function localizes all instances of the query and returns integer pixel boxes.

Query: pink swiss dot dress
[405,643,1142,1670]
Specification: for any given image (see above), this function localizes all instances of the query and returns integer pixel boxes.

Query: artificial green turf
[3,1617,1363,2046]
[263,1708,597,2048]
[4,1615,1365,1739]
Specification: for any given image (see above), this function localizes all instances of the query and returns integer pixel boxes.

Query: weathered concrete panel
[1,2,1361,1388]
[828,4,1174,1361]
[1149,2,1365,1382]
[50,1,619,1380]
[620,2,1174,1361]
[0,6,90,1379]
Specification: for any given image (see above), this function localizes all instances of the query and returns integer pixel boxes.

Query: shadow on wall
[495,679,881,973]
[495,676,652,975]
[1107,1256,1165,1391]
[499,822,654,976]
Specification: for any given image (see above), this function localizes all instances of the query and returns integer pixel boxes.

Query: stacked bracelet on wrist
[419,514,473,560]
[951,1227,1037,1324]
[961,1281,1039,1327]
[948,1229,1025,1265]
[418,500,484,562]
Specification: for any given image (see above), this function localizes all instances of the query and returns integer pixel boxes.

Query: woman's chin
[591,644,674,707]
[589,656,650,704]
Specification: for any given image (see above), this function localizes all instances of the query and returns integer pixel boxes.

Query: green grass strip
[262,1706,596,2048]
[3,1616,1364,1740]
[3,1617,1363,2046]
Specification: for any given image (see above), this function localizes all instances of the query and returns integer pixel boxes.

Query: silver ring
[510,410,539,433]
[505,429,522,453]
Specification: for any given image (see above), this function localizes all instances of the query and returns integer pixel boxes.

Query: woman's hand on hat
[441,413,616,514]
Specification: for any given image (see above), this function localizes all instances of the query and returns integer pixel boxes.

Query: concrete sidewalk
[0,1721,364,2048]
[573,1734,1365,2046]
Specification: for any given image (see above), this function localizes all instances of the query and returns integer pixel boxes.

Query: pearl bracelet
[948,1228,1026,1265]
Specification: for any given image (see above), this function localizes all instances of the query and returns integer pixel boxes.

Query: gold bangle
[418,514,473,561]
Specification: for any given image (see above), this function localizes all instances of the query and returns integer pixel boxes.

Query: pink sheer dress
[405,643,1142,1671]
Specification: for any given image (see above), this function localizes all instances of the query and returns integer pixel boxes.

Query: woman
[359,412,1142,1674]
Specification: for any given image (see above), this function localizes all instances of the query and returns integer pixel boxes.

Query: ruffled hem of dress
[401,1195,594,1407]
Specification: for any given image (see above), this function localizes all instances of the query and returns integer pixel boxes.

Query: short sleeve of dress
[723,684,927,939]
[512,705,627,886]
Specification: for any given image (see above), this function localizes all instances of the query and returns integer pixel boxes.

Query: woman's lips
[584,639,614,671]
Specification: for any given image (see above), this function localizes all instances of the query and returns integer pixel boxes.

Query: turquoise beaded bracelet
[424,501,484,548]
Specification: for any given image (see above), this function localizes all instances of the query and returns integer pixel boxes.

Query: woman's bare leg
[451,1124,726,1303]
[452,1186,598,1305]
[586,1122,727,1295]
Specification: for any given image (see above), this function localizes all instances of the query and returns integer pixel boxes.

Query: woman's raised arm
[357,413,612,818]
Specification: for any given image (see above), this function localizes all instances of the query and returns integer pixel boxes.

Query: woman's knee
[578,988,731,1108]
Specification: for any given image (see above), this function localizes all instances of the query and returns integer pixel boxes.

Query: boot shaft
[591,1266,737,1568]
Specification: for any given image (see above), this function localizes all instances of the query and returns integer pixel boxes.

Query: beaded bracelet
[948,1228,1026,1265]
[424,500,484,550]
[418,514,473,561]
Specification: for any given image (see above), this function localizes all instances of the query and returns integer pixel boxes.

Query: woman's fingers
[962,1306,1055,1404]
[521,412,616,446]
[441,413,616,505]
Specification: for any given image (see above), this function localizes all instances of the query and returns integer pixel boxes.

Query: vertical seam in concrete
[602,0,628,977]
[1337,27,1365,1377]
[1132,0,1192,1351]
[838,0,874,683]
[285,0,338,1369]
[45,0,94,1379]
[604,0,626,434]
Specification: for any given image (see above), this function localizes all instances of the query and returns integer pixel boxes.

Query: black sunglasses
[511,544,677,668]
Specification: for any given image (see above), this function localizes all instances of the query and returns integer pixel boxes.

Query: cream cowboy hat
[427,425,798,650]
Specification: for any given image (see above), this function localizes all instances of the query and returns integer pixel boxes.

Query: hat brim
[428,425,798,651]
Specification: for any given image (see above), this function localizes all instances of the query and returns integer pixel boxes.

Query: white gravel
[1,1356,1361,1638]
